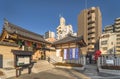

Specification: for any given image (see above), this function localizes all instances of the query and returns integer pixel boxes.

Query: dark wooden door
[0,54,3,68]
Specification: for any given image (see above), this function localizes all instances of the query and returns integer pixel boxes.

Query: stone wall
[0,45,18,68]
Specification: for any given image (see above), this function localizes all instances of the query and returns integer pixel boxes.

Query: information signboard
[106,60,114,65]
[17,56,30,66]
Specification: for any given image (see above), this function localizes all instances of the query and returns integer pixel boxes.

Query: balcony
[88,49,94,52]
[88,28,95,33]
[88,34,95,38]
[88,45,94,49]
[88,39,96,43]
[88,18,95,24]
[104,27,113,30]
[116,44,120,47]
[88,13,95,18]
[88,23,95,29]
[114,25,120,28]
[115,20,120,24]
[115,28,120,32]
[116,48,120,50]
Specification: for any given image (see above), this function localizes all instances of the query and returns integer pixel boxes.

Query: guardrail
[64,55,86,66]
[98,54,120,66]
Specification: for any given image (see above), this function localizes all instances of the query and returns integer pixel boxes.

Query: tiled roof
[53,35,84,45]
[0,41,18,47]
[3,20,49,43]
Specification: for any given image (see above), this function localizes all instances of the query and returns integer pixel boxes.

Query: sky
[0,0,120,36]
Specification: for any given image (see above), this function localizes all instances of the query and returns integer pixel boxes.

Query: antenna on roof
[85,0,87,9]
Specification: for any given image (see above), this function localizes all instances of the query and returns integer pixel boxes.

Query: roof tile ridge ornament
[4,18,9,27]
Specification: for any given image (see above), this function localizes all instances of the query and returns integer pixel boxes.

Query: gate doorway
[86,53,96,65]
[41,51,46,60]
[0,54,3,68]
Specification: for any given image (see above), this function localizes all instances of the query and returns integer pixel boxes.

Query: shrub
[101,65,120,70]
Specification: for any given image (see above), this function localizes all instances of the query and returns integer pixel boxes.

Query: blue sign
[75,48,79,59]
[69,48,72,59]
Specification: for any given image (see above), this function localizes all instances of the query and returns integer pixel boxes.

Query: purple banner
[69,48,72,59]
[75,48,79,59]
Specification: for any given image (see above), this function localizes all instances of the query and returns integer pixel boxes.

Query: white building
[99,33,116,54]
[45,31,55,39]
[56,17,73,39]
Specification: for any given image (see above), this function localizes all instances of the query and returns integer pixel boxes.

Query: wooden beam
[0,31,8,41]
[18,36,43,44]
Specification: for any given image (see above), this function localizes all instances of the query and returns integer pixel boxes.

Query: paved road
[7,68,90,79]
[7,65,120,79]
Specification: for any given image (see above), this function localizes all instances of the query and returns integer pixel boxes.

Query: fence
[46,55,86,66]
[64,55,86,66]
[98,54,120,66]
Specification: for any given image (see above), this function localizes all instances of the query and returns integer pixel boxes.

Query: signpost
[12,50,34,77]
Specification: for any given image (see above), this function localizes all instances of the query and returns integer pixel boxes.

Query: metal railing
[45,56,58,64]
[98,54,120,66]
[45,55,86,66]
[64,55,86,66]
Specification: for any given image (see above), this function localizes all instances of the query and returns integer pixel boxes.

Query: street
[7,68,90,79]
[7,67,120,79]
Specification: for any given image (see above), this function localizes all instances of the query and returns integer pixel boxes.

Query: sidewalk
[80,64,120,79]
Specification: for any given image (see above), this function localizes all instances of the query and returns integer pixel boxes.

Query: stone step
[32,60,54,73]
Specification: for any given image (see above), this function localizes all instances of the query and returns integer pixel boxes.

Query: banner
[64,49,67,59]
[72,48,76,59]
[75,48,79,59]
[25,41,32,46]
[69,48,72,59]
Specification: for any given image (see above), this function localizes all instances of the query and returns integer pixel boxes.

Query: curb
[55,66,85,70]
[98,67,120,75]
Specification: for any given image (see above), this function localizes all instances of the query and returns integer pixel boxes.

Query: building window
[117,42,120,44]
[117,38,120,40]
[102,47,107,51]
[111,42,113,45]
[117,34,120,36]
[101,40,107,45]
[116,46,120,48]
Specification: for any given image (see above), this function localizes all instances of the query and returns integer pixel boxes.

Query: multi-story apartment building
[99,33,116,54]
[103,17,120,54]
[103,25,114,33]
[114,17,120,33]
[78,7,102,54]
[45,31,55,39]
[116,33,120,53]
[56,17,73,40]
